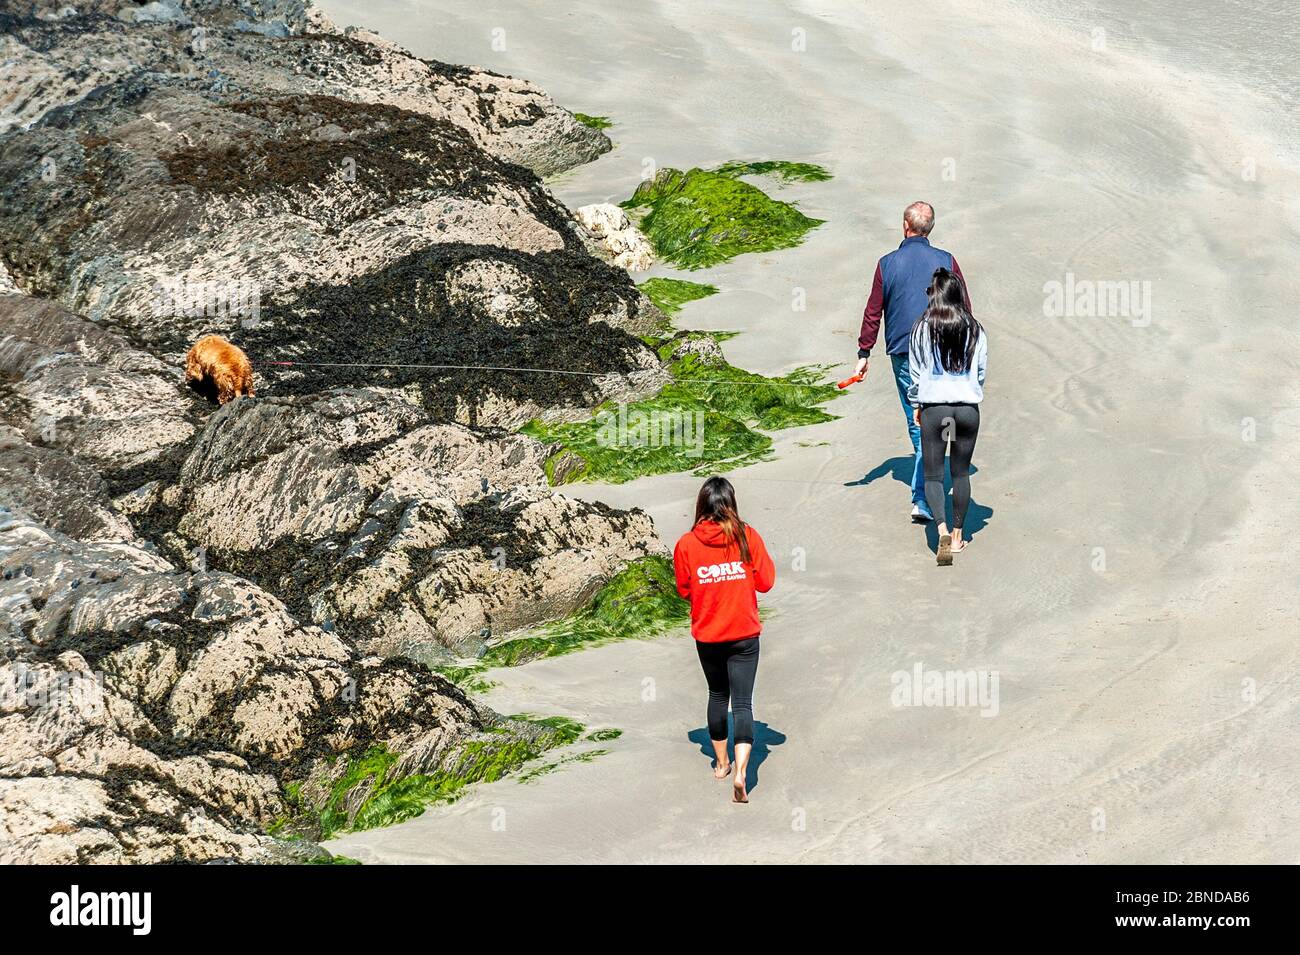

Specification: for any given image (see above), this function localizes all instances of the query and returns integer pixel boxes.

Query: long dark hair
[694,476,751,564]
[910,267,982,374]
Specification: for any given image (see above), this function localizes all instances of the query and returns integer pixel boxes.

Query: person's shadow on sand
[924,499,993,553]
[844,455,913,488]
[845,457,991,552]
[922,463,993,553]
[846,456,980,491]
[688,721,787,794]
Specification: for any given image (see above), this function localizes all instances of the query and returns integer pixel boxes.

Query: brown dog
[185,335,255,405]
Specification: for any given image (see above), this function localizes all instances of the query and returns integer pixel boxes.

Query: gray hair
[904,201,935,236]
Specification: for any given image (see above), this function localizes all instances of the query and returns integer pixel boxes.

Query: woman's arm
[748,528,776,593]
[672,541,692,600]
[907,324,925,408]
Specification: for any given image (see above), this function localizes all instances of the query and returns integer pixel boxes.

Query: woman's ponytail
[716,507,752,565]
[694,476,753,564]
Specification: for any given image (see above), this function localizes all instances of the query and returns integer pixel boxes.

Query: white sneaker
[910,504,933,524]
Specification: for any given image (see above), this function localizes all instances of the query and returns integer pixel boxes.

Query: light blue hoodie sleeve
[907,326,923,408]
[976,331,987,388]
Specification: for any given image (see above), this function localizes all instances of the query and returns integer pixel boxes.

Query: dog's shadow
[687,721,788,794]
[185,374,221,405]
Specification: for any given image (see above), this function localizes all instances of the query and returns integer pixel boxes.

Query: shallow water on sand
[1025,0,1300,133]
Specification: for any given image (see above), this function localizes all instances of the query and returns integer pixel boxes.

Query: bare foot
[733,779,748,803]
[713,759,732,780]
[951,536,970,555]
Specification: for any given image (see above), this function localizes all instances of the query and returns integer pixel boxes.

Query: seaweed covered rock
[0,508,557,861]
[0,68,663,422]
[0,279,666,661]
[0,292,199,485]
[0,1,610,175]
[0,512,293,862]
[622,164,826,270]
[293,486,664,659]
[157,389,664,657]
[0,1,680,862]
[0,425,135,540]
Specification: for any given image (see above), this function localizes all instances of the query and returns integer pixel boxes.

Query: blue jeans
[889,354,927,507]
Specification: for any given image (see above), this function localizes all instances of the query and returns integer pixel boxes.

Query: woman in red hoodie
[673,476,776,803]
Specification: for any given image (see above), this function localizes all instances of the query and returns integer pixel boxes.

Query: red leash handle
[836,373,864,390]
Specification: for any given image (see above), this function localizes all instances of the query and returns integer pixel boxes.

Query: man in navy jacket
[853,201,973,522]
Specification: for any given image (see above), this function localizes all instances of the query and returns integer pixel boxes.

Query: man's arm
[855,261,884,375]
[951,257,973,314]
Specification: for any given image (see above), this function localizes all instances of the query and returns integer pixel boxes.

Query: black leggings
[920,403,980,531]
[696,637,760,745]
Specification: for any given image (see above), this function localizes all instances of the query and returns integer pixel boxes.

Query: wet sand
[319,0,1300,862]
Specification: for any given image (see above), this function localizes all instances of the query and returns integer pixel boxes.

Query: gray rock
[0,426,135,540]
[0,2,611,175]
[0,0,675,863]
[233,18,288,38]
[0,509,501,862]
[131,1,191,24]
[0,293,198,481]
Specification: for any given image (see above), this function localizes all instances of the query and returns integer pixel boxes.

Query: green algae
[521,335,839,484]
[638,277,718,316]
[573,112,613,130]
[517,748,610,783]
[429,664,497,694]
[621,164,826,270]
[296,714,587,841]
[712,159,832,183]
[507,714,587,745]
[576,162,835,478]
[271,715,616,844]
[415,558,689,689]
[479,556,690,666]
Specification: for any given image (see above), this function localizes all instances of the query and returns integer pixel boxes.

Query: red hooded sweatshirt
[673,521,776,643]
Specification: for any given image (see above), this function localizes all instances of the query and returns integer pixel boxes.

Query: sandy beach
[319,0,1300,863]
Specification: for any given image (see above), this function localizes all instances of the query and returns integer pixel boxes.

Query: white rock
[574,203,655,272]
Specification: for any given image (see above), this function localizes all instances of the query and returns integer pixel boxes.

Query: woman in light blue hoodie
[908,268,987,566]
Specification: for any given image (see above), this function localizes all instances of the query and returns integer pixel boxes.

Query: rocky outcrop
[0,1,674,862]
[151,386,664,658]
[0,509,543,863]
[0,291,199,483]
[0,56,664,421]
[0,1,610,176]
[575,203,655,272]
